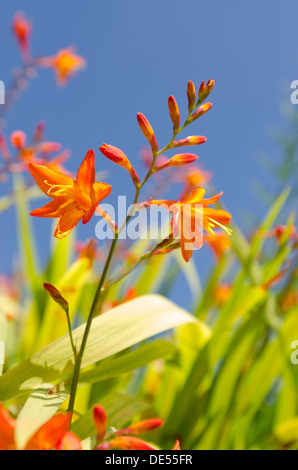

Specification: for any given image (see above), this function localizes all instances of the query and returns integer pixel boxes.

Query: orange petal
[185,186,206,204]
[30,199,64,218]
[76,150,95,195]
[29,163,75,198]
[172,440,181,450]
[55,431,82,450]
[204,207,232,226]
[25,414,71,450]
[54,208,84,239]
[0,404,16,450]
[201,191,223,206]
[91,181,112,205]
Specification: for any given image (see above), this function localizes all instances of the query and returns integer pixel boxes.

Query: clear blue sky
[1,1,297,307]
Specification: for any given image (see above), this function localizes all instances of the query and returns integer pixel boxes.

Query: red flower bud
[93,406,107,442]
[10,130,26,149]
[117,418,163,436]
[100,144,140,185]
[168,96,180,133]
[168,153,198,166]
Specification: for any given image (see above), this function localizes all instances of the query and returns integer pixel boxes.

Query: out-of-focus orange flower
[12,12,32,63]
[38,47,86,86]
[75,238,105,265]
[102,287,138,312]
[147,187,232,262]
[280,290,298,313]
[0,405,81,450]
[214,283,232,307]
[172,165,212,200]
[100,144,140,185]
[29,150,112,239]
[205,230,231,260]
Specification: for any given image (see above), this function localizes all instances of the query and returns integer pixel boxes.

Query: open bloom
[38,47,86,86]
[147,187,232,262]
[29,150,112,239]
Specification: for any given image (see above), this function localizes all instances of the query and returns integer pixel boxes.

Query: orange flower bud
[10,131,26,149]
[198,79,215,104]
[187,81,196,111]
[137,113,158,154]
[190,102,212,122]
[173,136,207,147]
[168,153,198,166]
[93,406,107,442]
[100,144,140,185]
[168,95,180,133]
[118,418,163,436]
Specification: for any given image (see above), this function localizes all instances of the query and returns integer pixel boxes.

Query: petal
[201,191,223,206]
[76,150,95,195]
[54,208,84,239]
[0,404,16,450]
[91,181,112,205]
[25,414,71,450]
[30,199,63,218]
[185,186,206,204]
[29,163,75,198]
[56,432,82,450]
[204,207,232,226]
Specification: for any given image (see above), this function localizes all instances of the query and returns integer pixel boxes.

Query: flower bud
[173,136,207,147]
[12,12,32,63]
[168,96,180,133]
[168,153,198,166]
[93,406,107,442]
[190,102,212,122]
[198,79,215,104]
[117,418,163,436]
[137,113,158,154]
[43,283,68,313]
[187,81,196,111]
[100,144,140,185]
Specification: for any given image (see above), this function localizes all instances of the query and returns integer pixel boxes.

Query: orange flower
[205,230,231,260]
[0,405,81,450]
[214,283,232,306]
[148,187,232,262]
[29,149,112,239]
[39,47,86,86]
[12,12,32,63]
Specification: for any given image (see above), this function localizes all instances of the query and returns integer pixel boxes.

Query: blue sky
[0,1,297,307]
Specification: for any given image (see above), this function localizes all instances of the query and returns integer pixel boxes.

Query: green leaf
[15,383,69,450]
[0,294,196,401]
[77,340,177,385]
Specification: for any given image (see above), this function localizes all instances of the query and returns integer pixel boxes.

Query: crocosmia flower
[39,47,86,86]
[148,187,232,262]
[29,150,112,239]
